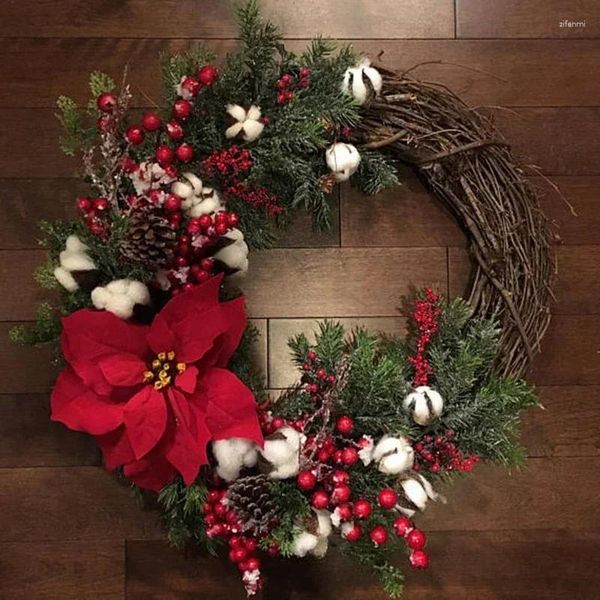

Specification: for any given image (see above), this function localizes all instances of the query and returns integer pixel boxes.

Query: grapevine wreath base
[14,2,554,597]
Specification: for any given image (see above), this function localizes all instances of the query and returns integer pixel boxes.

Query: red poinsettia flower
[51,275,263,491]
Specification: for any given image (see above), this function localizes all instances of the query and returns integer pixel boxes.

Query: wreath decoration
[13,2,553,597]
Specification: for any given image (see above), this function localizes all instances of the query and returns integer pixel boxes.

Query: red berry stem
[408,288,441,386]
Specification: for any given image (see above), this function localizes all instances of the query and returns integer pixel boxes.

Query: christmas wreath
[12,2,553,597]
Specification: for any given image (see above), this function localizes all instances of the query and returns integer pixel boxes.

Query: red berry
[316,368,327,380]
[297,470,317,491]
[406,529,426,550]
[353,499,372,519]
[409,549,429,569]
[229,535,243,548]
[276,92,287,105]
[173,99,193,120]
[393,516,413,538]
[207,490,222,503]
[166,119,184,140]
[331,470,350,485]
[244,538,258,552]
[307,351,317,361]
[266,544,279,557]
[181,75,200,96]
[164,194,181,212]
[213,502,227,517]
[76,197,92,213]
[215,211,229,223]
[377,488,398,510]
[204,513,217,526]
[244,557,261,572]
[198,65,219,86]
[200,258,214,272]
[228,212,240,227]
[271,416,285,430]
[155,145,174,165]
[341,447,359,466]
[229,547,248,563]
[176,143,194,163]
[370,526,388,546]
[281,74,292,85]
[215,222,229,236]
[332,483,351,504]
[168,213,182,229]
[299,67,311,79]
[93,197,109,212]
[317,448,331,463]
[97,116,111,131]
[337,503,353,521]
[343,524,362,542]
[198,214,212,230]
[195,270,211,283]
[141,111,162,131]
[332,449,343,464]
[97,92,117,113]
[311,490,329,510]
[126,126,144,145]
[336,416,354,435]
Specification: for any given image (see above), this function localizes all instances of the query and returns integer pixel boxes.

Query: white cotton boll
[292,532,319,558]
[226,103,247,122]
[373,435,414,475]
[403,386,444,426]
[341,521,356,540]
[188,195,222,217]
[341,59,382,105]
[358,436,374,466]
[314,510,332,537]
[259,426,303,480]
[65,235,89,254]
[171,180,195,199]
[401,478,429,511]
[107,295,135,319]
[106,279,129,295]
[225,122,244,139]
[242,119,264,142]
[212,438,258,482]
[54,266,79,292]
[91,286,110,309]
[182,172,203,194]
[126,280,150,305]
[325,142,361,181]
[214,229,249,273]
[246,105,261,121]
[59,250,96,272]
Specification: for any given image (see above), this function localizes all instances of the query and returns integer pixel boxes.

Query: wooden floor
[1,1,599,598]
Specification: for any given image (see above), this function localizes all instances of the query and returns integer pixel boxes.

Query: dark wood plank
[536,176,600,245]
[0,322,57,394]
[0,1,455,39]
[0,467,161,542]
[341,169,465,247]
[3,39,600,108]
[5,107,598,179]
[244,248,448,319]
[1,540,124,599]
[457,0,600,38]
[523,386,600,457]
[0,393,100,467]
[420,457,600,531]
[126,529,600,600]
[494,107,600,176]
[0,249,53,320]
[267,317,407,388]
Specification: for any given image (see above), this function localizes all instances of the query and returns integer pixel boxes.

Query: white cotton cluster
[212,438,258,482]
[171,172,223,218]
[372,435,415,475]
[130,162,175,195]
[91,279,150,320]
[291,509,332,558]
[213,228,249,274]
[325,142,361,181]
[53,235,96,292]
[400,474,442,513]
[258,426,304,479]
[341,59,383,105]
[403,386,444,426]
[357,435,375,466]
[225,104,264,142]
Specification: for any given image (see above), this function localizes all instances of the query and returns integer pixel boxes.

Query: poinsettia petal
[61,309,149,395]
[165,389,207,485]
[175,365,198,394]
[206,296,247,367]
[145,312,177,356]
[96,426,135,470]
[195,367,263,445]
[124,454,177,492]
[99,353,146,387]
[51,367,124,435]
[123,386,168,460]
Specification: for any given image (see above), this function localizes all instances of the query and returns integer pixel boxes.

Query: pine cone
[226,474,276,536]
[119,211,177,267]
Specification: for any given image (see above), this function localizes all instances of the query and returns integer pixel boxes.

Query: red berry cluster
[300,350,337,400]
[202,488,265,596]
[202,146,253,178]
[275,67,310,105]
[408,288,441,386]
[413,431,479,474]
[76,195,110,237]
[258,411,306,435]
[393,516,429,568]
[226,181,283,216]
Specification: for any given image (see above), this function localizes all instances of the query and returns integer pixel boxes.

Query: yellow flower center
[143,351,186,390]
